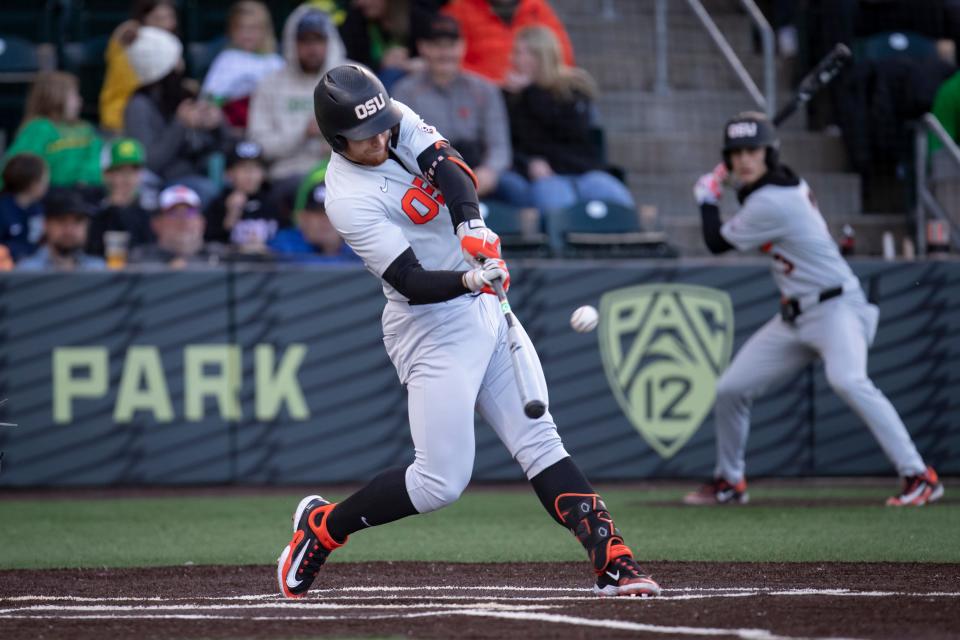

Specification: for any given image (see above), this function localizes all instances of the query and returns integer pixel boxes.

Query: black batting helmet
[313,64,403,153]
[722,111,780,170]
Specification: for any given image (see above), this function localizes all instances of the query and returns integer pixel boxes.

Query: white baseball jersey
[324,100,469,302]
[720,180,857,299]
[320,98,568,514]
[712,173,927,485]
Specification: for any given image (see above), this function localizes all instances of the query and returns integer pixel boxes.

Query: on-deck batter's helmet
[722,111,780,170]
[314,64,403,153]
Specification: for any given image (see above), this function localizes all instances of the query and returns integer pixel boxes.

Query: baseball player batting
[685,111,944,507]
[276,64,661,599]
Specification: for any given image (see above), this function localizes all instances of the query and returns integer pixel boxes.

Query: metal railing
[680,0,776,118]
[915,113,960,256]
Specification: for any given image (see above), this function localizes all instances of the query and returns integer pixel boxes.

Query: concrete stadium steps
[625,172,862,222]
[661,213,909,257]
[609,131,850,174]
[551,0,885,250]
[597,90,804,133]
[576,48,792,93]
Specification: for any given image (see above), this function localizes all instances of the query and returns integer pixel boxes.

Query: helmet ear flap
[332,135,347,153]
[723,150,732,171]
[765,146,779,169]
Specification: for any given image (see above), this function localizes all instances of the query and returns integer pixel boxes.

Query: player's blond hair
[515,26,596,100]
[227,0,277,54]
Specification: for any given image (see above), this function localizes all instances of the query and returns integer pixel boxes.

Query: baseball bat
[773,43,852,126]
[490,279,547,419]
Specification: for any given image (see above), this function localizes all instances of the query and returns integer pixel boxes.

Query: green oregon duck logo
[598,284,734,458]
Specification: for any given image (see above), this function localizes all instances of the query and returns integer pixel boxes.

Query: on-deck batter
[685,111,944,507]
[276,64,661,599]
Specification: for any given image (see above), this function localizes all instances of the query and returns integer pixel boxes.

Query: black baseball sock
[530,456,596,525]
[325,466,417,542]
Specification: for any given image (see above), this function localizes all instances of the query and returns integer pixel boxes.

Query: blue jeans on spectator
[492,170,635,212]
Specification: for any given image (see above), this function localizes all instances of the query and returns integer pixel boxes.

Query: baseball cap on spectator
[227,140,265,168]
[107,138,146,170]
[297,10,330,39]
[43,188,96,218]
[422,15,461,41]
[158,185,202,212]
[127,26,183,86]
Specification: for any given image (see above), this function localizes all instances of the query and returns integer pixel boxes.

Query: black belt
[780,287,843,323]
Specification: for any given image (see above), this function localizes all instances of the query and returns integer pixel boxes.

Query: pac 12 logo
[598,284,733,458]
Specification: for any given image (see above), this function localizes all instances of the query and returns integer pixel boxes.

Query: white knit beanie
[127,26,183,87]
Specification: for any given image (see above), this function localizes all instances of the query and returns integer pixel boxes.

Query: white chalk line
[0,609,861,640]
[4,587,958,605]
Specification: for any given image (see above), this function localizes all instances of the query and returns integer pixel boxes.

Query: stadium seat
[187,36,227,81]
[853,31,938,62]
[551,200,672,258]
[60,35,110,122]
[0,35,42,145]
[73,0,134,40]
[1,4,56,44]
[479,200,551,258]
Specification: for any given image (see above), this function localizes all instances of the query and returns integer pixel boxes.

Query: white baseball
[570,305,599,333]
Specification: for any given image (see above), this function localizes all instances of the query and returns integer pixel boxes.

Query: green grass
[0,485,957,569]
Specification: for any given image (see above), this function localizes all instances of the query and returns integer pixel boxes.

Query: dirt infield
[1,562,957,639]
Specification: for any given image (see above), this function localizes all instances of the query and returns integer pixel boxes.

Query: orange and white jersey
[721,179,859,299]
[325,100,469,303]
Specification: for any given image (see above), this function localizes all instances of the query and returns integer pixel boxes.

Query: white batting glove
[462,258,510,295]
[693,163,728,205]
[457,218,502,268]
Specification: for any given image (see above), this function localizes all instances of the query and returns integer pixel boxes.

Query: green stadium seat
[187,36,227,81]
[0,35,42,145]
[60,36,110,123]
[853,31,938,62]
[72,0,135,40]
[551,200,672,258]
[480,200,551,258]
[1,5,56,44]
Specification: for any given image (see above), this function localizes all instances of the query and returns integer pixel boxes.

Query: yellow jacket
[99,34,140,132]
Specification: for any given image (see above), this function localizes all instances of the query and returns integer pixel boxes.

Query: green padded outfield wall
[0,260,957,486]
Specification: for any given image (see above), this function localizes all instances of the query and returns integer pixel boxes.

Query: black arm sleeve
[381,247,470,304]
[417,142,481,231]
[700,203,735,254]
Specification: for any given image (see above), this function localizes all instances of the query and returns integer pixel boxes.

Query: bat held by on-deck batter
[773,43,852,127]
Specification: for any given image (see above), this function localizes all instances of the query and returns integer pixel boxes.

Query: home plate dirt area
[1,562,958,639]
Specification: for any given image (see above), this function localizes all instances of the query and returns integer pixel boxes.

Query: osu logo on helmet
[727,122,758,139]
[354,93,386,120]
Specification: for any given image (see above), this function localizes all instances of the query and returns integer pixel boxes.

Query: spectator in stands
[124,26,229,207]
[201,1,285,129]
[87,138,155,258]
[248,5,346,194]
[130,185,216,268]
[442,0,574,86]
[99,0,180,133]
[338,0,418,89]
[204,140,281,252]
[392,15,511,199]
[501,26,635,214]
[269,174,358,263]
[3,72,103,188]
[0,154,48,262]
[248,6,346,206]
[17,188,105,272]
